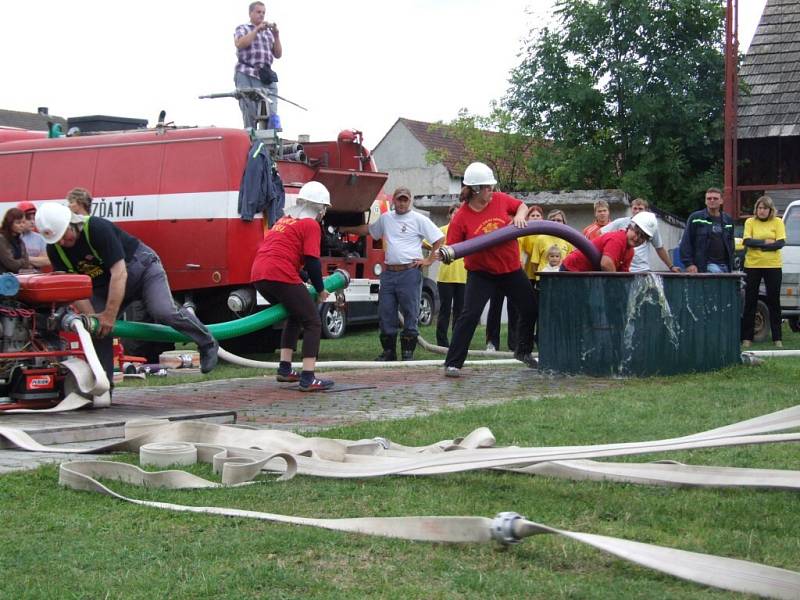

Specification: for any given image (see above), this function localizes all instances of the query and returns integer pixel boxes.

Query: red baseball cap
[17,201,36,213]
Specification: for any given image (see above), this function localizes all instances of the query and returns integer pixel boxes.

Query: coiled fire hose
[4,403,800,597]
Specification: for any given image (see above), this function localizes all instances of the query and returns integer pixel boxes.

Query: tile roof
[0,109,67,132]
[396,118,471,177]
[739,0,800,138]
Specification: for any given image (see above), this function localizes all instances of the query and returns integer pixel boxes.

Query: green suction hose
[111,270,350,343]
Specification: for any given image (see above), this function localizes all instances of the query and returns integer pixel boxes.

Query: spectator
[741,195,786,348]
[443,162,536,377]
[435,204,467,347]
[540,245,563,272]
[251,181,335,390]
[679,188,735,273]
[340,187,443,361]
[582,199,611,240]
[563,211,656,272]
[67,187,92,216]
[600,198,680,272]
[529,210,575,275]
[16,201,50,270]
[0,208,32,274]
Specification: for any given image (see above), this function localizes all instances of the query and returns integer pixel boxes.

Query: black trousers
[741,267,782,342]
[436,282,465,347]
[485,289,519,351]
[254,280,322,358]
[445,269,535,369]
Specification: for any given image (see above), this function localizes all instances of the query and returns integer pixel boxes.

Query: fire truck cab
[0,123,437,355]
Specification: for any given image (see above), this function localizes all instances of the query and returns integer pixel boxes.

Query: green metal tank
[537,272,742,376]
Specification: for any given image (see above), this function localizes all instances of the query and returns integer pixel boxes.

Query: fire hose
[4,403,800,596]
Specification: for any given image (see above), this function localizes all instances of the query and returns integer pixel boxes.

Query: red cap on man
[17,201,36,214]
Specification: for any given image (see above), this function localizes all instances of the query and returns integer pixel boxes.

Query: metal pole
[723,0,739,217]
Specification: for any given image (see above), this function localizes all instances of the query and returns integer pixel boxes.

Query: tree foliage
[505,0,726,215]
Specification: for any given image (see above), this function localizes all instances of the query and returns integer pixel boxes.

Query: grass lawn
[2,357,799,598]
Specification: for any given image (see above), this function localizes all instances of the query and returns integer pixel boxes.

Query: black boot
[375,334,397,361]
[400,334,418,361]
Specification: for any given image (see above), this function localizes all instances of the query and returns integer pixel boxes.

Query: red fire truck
[0,121,438,357]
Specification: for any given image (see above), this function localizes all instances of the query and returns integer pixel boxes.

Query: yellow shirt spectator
[744,216,785,269]
[519,235,539,278]
[436,224,467,284]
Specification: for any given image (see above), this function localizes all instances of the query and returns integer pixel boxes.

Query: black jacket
[679,208,735,272]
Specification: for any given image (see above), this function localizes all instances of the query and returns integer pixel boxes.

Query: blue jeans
[706,263,730,273]
[234,71,278,129]
[378,268,423,336]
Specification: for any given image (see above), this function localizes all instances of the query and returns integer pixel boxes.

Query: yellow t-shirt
[532,234,574,276]
[519,235,539,278]
[744,217,785,268]
[436,224,467,283]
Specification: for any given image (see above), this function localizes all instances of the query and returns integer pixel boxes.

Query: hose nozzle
[438,246,455,264]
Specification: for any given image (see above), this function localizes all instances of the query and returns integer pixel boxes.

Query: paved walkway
[0,364,618,473]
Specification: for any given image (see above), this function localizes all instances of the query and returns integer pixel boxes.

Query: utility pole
[723,0,739,217]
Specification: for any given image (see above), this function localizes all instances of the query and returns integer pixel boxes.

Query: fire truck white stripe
[1,192,300,223]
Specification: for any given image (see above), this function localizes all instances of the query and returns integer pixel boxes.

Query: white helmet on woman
[35,202,82,244]
[631,211,657,239]
[297,181,331,206]
[287,181,331,219]
[463,162,497,187]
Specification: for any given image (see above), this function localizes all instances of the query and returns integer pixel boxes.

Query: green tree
[427,106,547,193]
[505,0,725,215]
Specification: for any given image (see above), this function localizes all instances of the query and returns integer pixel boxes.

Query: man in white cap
[35,202,218,382]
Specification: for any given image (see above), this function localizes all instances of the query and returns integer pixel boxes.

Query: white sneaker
[742,340,752,348]
[445,366,461,378]
[775,340,783,348]
[485,343,496,352]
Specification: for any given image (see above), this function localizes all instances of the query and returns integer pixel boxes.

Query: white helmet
[463,162,497,187]
[35,202,81,244]
[297,181,331,206]
[287,181,331,219]
[631,211,657,239]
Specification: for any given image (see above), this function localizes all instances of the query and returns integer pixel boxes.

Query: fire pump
[0,272,109,411]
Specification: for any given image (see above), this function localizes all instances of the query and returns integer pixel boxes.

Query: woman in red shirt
[443,162,537,377]
[250,181,333,391]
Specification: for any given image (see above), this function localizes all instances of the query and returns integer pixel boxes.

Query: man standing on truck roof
[340,187,444,362]
[35,202,219,384]
[679,188,735,273]
[234,1,283,129]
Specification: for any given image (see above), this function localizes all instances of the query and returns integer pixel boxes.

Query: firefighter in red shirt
[250,181,333,392]
[562,211,656,272]
[443,162,536,377]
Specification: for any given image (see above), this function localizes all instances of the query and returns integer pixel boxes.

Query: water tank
[538,272,742,376]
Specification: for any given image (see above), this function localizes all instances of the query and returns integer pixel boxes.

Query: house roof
[392,117,470,177]
[738,0,800,139]
[378,117,540,181]
[0,109,67,132]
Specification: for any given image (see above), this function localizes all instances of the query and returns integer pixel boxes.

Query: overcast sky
[1,1,768,148]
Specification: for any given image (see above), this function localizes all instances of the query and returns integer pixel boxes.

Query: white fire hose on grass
[3,404,800,596]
